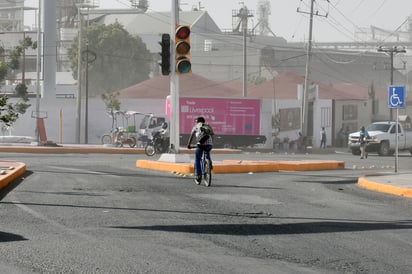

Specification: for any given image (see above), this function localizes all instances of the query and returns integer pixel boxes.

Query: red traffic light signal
[175,25,191,74]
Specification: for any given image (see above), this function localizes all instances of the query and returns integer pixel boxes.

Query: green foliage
[14,102,31,114]
[101,91,121,111]
[15,83,28,100]
[101,91,121,130]
[68,22,151,97]
[0,61,8,81]
[14,83,31,114]
[0,37,36,127]
[0,96,18,126]
[250,75,267,85]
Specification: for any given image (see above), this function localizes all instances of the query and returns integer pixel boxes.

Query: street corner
[0,161,26,192]
[357,174,412,199]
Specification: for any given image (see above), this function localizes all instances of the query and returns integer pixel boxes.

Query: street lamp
[377,45,407,121]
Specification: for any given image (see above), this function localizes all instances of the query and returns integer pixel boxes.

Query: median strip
[136,159,345,174]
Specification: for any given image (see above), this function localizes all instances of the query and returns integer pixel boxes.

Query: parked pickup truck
[348,121,412,156]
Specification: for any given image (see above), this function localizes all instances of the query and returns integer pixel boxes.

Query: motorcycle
[144,122,170,156]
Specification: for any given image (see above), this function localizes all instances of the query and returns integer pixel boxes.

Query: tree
[0,96,18,127]
[0,36,37,129]
[68,22,151,97]
[101,91,120,131]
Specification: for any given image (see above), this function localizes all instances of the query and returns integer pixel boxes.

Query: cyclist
[359,126,370,159]
[187,116,213,184]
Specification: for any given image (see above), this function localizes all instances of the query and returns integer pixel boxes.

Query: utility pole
[297,0,328,137]
[377,46,406,121]
[234,4,253,97]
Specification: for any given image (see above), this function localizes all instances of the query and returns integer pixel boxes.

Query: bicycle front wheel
[203,158,212,187]
[144,143,156,156]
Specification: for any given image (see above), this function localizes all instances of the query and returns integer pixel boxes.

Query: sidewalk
[0,143,410,199]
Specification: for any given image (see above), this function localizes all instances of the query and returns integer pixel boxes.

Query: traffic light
[175,25,191,74]
[159,33,170,76]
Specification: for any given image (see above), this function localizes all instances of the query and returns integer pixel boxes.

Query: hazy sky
[26,0,412,43]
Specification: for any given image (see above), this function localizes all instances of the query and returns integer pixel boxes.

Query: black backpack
[198,123,214,144]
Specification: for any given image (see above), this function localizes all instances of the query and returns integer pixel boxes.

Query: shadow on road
[110,221,412,235]
[0,231,27,242]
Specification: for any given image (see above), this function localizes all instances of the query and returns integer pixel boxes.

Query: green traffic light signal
[176,57,191,74]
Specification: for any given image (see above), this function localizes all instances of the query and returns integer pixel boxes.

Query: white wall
[8,96,336,148]
[7,97,166,144]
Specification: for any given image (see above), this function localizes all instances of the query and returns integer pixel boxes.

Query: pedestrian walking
[320,127,327,148]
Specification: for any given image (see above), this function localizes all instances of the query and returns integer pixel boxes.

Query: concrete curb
[136,159,345,174]
[358,176,412,199]
[0,161,26,192]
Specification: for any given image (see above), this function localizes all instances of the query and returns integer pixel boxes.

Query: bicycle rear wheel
[203,158,212,187]
[101,134,112,145]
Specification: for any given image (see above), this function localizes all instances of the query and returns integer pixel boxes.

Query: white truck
[348,121,412,156]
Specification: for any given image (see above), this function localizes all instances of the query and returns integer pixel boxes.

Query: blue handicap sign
[388,86,405,109]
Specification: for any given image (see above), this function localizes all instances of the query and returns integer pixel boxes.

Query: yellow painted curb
[137,159,345,174]
[358,177,412,198]
[0,162,26,191]
[136,160,193,174]
[277,160,345,171]
[214,161,279,173]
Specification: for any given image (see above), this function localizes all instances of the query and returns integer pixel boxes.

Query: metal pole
[390,51,394,121]
[75,7,82,144]
[84,8,91,144]
[169,0,179,153]
[84,41,89,144]
[242,7,247,97]
[302,0,314,137]
[35,0,41,144]
[395,107,398,172]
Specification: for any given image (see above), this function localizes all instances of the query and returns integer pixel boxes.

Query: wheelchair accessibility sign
[388,86,405,109]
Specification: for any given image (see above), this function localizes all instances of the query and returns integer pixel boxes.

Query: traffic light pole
[169,0,180,153]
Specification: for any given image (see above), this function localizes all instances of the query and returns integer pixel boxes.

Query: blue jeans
[194,144,212,176]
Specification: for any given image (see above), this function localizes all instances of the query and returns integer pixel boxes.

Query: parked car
[348,121,412,156]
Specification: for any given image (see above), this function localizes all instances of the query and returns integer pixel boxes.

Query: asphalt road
[0,151,411,273]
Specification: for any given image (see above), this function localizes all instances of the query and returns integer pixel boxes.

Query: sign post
[388,85,405,172]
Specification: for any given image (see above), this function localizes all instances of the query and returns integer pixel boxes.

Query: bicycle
[101,128,136,148]
[189,145,212,187]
